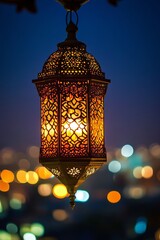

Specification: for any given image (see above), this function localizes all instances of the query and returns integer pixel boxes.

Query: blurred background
[0,0,160,239]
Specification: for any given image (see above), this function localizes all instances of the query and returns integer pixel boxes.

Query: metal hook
[66,10,78,27]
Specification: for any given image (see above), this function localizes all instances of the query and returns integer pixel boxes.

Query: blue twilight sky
[0,0,160,152]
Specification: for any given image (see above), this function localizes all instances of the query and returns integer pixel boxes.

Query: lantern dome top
[38,22,105,80]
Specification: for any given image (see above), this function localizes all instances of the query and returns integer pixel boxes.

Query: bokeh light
[16,170,28,184]
[18,159,30,170]
[31,223,45,237]
[141,166,153,179]
[10,198,22,210]
[155,229,160,240]
[108,160,121,173]
[133,166,143,179]
[75,190,89,202]
[0,230,11,240]
[20,224,31,236]
[52,209,68,221]
[38,184,52,197]
[27,171,39,184]
[0,180,10,192]
[124,187,146,199]
[52,184,68,199]
[6,223,18,234]
[23,233,36,240]
[27,146,39,158]
[1,170,14,183]
[36,166,53,179]
[121,144,134,157]
[1,148,15,164]
[12,193,26,204]
[134,218,147,234]
[107,191,121,203]
[150,144,160,158]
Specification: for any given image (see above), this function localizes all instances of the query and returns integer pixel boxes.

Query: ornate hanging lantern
[33,0,110,208]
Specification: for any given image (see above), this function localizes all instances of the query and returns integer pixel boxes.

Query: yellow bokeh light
[36,166,53,179]
[0,180,10,192]
[38,184,52,196]
[52,184,68,199]
[107,191,121,204]
[1,170,14,183]
[16,170,28,183]
[133,166,143,179]
[27,171,39,184]
[142,166,153,179]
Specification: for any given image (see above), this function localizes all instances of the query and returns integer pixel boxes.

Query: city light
[121,144,134,157]
[52,184,68,199]
[134,218,147,234]
[108,160,121,173]
[107,191,121,204]
[75,190,90,202]
[52,209,68,221]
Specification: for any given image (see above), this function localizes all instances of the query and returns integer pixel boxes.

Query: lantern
[33,0,110,208]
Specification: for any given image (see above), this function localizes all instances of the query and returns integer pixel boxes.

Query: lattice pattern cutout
[86,53,104,77]
[67,167,82,179]
[90,83,106,157]
[59,47,88,76]
[38,51,63,78]
[38,45,104,78]
[60,82,88,157]
[39,82,58,158]
[50,168,61,178]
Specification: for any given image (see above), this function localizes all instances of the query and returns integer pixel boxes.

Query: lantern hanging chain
[66,10,79,27]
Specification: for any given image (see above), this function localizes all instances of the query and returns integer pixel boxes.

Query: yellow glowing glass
[52,184,68,199]
[62,119,85,142]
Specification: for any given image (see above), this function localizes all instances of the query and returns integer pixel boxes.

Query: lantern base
[40,157,107,207]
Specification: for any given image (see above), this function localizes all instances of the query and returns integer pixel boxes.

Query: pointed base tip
[69,192,76,209]
[70,201,76,210]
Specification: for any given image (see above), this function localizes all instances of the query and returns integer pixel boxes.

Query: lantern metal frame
[33,6,110,208]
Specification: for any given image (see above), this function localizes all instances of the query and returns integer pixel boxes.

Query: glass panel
[90,83,106,157]
[60,82,88,157]
[38,82,58,158]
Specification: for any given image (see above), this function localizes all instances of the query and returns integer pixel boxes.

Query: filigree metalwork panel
[38,46,105,78]
[59,47,88,76]
[60,82,88,157]
[39,82,58,158]
[38,51,63,78]
[90,83,106,157]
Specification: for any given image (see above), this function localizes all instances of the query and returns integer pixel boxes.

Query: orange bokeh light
[107,191,121,204]
[1,170,14,183]
[0,180,10,192]
[36,166,53,179]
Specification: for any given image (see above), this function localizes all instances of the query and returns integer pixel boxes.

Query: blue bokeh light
[134,218,147,234]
